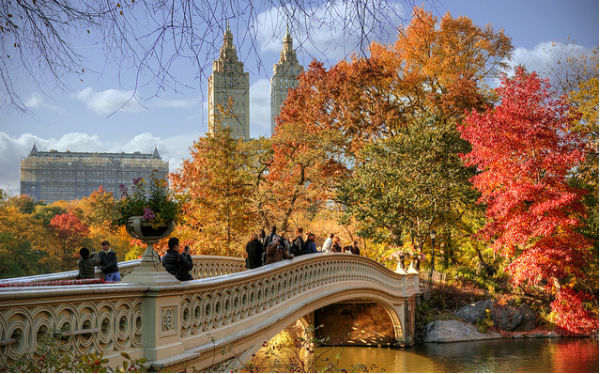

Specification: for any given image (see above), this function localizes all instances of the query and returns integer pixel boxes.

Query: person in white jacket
[321,233,334,252]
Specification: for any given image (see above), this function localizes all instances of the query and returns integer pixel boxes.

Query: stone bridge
[0,254,420,372]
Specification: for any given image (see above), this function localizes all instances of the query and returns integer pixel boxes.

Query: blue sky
[0,0,598,196]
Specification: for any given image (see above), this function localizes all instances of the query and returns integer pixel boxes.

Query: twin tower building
[208,22,304,140]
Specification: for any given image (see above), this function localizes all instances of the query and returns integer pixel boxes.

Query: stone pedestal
[122,242,179,286]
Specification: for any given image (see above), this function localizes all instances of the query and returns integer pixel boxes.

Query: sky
[0,0,598,196]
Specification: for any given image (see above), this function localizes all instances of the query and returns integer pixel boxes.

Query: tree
[239,137,275,230]
[32,204,67,226]
[0,0,413,111]
[459,67,597,334]
[49,212,90,269]
[337,115,478,259]
[314,7,512,150]
[269,61,349,233]
[170,128,255,255]
[274,7,511,267]
[0,232,53,278]
[78,186,116,227]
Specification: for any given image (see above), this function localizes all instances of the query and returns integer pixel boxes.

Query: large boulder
[424,320,502,343]
[453,299,493,324]
[493,306,523,331]
[517,303,537,331]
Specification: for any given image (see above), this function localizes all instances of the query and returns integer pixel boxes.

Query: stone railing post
[141,289,186,363]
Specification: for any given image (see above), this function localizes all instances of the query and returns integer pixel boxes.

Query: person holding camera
[264,235,294,265]
[162,238,194,281]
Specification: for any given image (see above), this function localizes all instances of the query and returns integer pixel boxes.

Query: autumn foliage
[460,67,597,334]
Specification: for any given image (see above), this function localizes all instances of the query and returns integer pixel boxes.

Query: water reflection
[315,338,599,373]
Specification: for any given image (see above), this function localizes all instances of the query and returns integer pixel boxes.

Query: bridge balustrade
[0,255,246,285]
[0,253,419,372]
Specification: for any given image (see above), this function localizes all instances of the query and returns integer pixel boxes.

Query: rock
[423,320,502,343]
[517,303,537,331]
[493,306,523,331]
[454,299,493,324]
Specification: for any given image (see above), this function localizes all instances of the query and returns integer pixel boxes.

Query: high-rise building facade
[208,21,250,140]
[20,145,169,203]
[270,27,304,135]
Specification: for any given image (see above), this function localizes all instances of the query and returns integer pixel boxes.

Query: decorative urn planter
[126,216,175,243]
[122,216,178,285]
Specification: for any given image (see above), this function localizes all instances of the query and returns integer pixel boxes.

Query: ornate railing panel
[0,256,246,284]
[191,256,247,279]
[0,284,146,368]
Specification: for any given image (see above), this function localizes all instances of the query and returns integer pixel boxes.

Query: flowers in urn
[113,171,181,229]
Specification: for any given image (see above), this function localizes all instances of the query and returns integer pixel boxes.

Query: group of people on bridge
[245,226,361,269]
[75,228,362,282]
[76,237,194,282]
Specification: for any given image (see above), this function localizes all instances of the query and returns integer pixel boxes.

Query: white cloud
[501,41,596,89]
[24,92,61,111]
[0,131,202,197]
[250,79,272,138]
[75,87,144,115]
[254,0,405,63]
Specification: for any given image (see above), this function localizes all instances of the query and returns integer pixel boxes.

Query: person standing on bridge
[343,240,361,255]
[258,229,267,248]
[98,240,120,281]
[304,233,320,254]
[246,234,263,269]
[290,227,305,256]
[162,238,194,281]
[76,247,100,279]
[322,233,334,252]
[265,235,294,264]
[331,236,342,253]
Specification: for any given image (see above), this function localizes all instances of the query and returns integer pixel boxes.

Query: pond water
[314,338,599,373]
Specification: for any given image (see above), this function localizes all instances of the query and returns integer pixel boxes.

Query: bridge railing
[0,253,419,371]
[0,255,246,284]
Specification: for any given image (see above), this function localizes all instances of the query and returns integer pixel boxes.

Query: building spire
[29,143,38,156]
[279,25,298,64]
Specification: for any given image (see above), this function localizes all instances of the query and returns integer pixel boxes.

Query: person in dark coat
[246,234,263,269]
[77,247,100,279]
[98,240,120,281]
[304,233,321,254]
[258,229,267,248]
[162,238,194,281]
[343,240,361,255]
[264,225,278,249]
[291,227,305,256]
[331,236,342,253]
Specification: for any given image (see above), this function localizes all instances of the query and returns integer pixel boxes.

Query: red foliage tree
[459,67,597,334]
[50,212,90,268]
